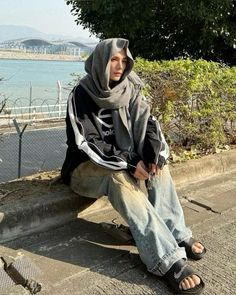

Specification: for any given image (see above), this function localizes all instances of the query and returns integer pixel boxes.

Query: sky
[0,0,97,41]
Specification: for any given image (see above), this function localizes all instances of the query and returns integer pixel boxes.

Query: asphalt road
[0,127,67,182]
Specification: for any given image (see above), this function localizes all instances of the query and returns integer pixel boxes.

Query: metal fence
[0,82,70,183]
[0,81,69,126]
[0,124,67,183]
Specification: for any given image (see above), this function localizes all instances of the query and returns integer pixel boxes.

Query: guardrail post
[13,119,28,178]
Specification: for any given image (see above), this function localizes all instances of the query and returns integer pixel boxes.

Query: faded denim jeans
[70,161,192,276]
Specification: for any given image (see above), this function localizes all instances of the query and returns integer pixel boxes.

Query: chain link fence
[0,83,70,183]
[0,123,67,183]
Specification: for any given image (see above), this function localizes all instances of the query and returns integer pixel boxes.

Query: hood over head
[84,38,134,92]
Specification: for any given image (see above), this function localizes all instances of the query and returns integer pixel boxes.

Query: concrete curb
[0,149,235,243]
[0,189,94,243]
[170,148,236,186]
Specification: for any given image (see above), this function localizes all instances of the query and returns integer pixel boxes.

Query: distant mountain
[0,25,98,44]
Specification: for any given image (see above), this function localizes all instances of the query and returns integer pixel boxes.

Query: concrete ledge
[170,149,236,186]
[0,189,94,243]
[1,149,235,243]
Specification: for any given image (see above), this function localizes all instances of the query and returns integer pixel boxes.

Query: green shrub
[134,58,236,157]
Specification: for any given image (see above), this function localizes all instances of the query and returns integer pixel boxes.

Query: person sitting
[61,38,206,294]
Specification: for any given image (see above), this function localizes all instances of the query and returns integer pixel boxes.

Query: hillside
[0,25,97,44]
[0,25,72,42]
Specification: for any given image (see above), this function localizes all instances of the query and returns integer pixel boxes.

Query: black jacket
[61,85,169,184]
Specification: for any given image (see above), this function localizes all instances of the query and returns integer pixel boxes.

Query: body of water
[0,59,85,106]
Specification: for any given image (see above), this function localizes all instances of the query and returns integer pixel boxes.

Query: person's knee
[111,171,139,191]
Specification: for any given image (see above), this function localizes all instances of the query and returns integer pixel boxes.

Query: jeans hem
[149,247,187,276]
[176,233,193,245]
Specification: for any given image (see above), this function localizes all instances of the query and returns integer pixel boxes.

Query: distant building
[0,38,95,57]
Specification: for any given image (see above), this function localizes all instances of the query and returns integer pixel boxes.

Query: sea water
[0,59,85,106]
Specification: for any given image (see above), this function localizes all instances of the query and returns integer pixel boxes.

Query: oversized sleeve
[142,115,170,169]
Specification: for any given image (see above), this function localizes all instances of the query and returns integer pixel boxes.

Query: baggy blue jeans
[70,161,192,276]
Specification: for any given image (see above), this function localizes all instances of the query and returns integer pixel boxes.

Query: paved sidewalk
[0,149,236,294]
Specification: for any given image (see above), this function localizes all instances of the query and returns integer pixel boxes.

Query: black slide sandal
[179,238,206,260]
[164,259,205,294]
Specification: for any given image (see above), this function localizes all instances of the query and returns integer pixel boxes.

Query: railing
[0,103,67,126]
[0,80,69,127]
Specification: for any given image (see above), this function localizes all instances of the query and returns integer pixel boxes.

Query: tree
[66,0,236,65]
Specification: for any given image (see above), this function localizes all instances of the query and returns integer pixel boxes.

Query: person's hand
[133,160,149,180]
[148,163,160,174]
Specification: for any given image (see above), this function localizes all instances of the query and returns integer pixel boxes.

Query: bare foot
[179,241,204,290]
[180,274,201,290]
[192,241,205,254]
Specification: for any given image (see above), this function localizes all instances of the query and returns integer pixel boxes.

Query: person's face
[109,49,128,82]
